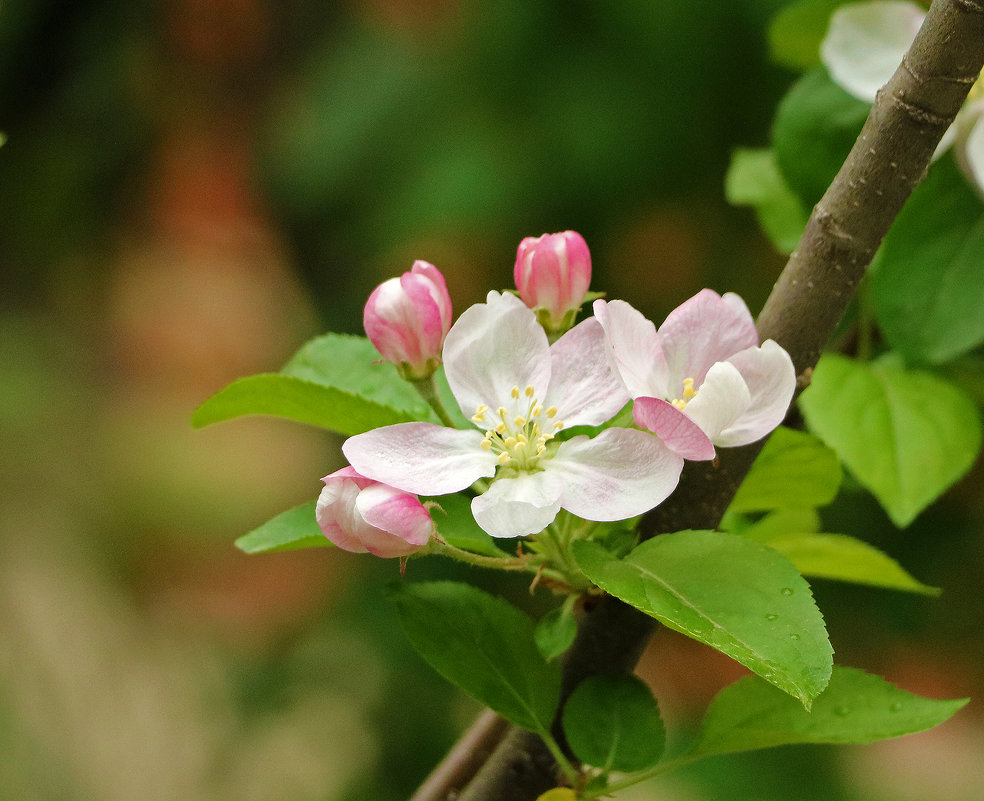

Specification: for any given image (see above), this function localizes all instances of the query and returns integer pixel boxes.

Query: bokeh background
[1,0,982,799]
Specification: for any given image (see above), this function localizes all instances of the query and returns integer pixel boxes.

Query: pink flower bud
[316,466,433,558]
[514,231,592,332]
[363,260,453,379]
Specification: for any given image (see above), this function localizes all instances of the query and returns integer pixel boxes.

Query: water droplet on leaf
[766,613,779,621]
[890,702,904,712]
[834,706,850,717]
[789,633,800,641]
[780,587,794,596]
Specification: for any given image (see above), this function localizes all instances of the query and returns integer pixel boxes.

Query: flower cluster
[317,233,796,559]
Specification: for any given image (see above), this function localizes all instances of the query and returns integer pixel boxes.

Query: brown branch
[418,2,984,799]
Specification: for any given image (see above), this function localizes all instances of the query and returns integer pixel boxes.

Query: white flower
[342,292,684,539]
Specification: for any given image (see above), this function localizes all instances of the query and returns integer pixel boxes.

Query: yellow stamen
[514,416,526,427]
[524,385,535,397]
[510,386,520,399]
[546,406,558,418]
[504,437,517,448]
[497,453,511,465]
[531,404,542,417]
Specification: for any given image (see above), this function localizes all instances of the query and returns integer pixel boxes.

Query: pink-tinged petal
[410,260,453,332]
[631,397,716,461]
[343,423,495,495]
[592,299,668,398]
[548,428,684,521]
[356,483,433,556]
[715,340,796,447]
[681,361,752,443]
[443,291,552,419]
[316,476,374,553]
[400,269,448,359]
[514,231,592,321]
[658,289,759,387]
[544,317,629,426]
[821,1,924,103]
[471,471,565,538]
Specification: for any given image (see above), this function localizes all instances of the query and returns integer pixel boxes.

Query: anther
[546,406,558,418]
[510,386,520,399]
[514,416,526,427]
[504,437,517,448]
[524,385,535,397]
[497,453,511,465]
[531,404,542,417]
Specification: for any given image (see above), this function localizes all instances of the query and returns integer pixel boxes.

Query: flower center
[472,384,564,471]
[670,377,698,410]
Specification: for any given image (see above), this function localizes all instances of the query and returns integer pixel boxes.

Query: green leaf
[281,333,436,420]
[235,500,329,554]
[725,148,808,254]
[191,373,417,434]
[749,529,939,596]
[387,581,561,732]
[799,354,983,527]
[772,68,870,207]
[574,534,833,707]
[741,508,822,540]
[562,675,665,773]
[730,427,842,513]
[535,606,578,661]
[871,156,984,364]
[427,492,500,556]
[767,0,848,71]
[691,666,969,758]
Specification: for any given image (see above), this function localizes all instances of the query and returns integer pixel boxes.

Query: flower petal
[356,483,434,556]
[471,471,565,538]
[658,290,759,388]
[715,340,796,447]
[316,477,373,553]
[632,397,716,461]
[682,361,753,443]
[957,107,984,194]
[592,299,668,398]
[548,428,684,521]
[545,317,630,426]
[343,423,495,495]
[443,291,552,420]
[821,1,925,103]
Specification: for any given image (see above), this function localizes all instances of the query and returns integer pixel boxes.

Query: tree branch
[420,2,984,799]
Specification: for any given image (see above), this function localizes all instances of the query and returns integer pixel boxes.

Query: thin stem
[412,374,458,427]
[536,728,580,786]
[424,540,535,572]
[582,754,702,799]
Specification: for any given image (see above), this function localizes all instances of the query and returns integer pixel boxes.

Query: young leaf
[562,674,665,773]
[191,373,417,434]
[574,534,833,708]
[725,148,809,254]
[386,581,561,733]
[740,508,822,540]
[750,530,939,596]
[535,606,578,661]
[235,500,329,554]
[427,492,500,556]
[729,427,842,513]
[871,156,984,365]
[691,666,969,758]
[799,354,983,527]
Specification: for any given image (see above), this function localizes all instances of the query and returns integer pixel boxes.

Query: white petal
[343,423,495,495]
[682,361,753,443]
[957,107,984,195]
[821,1,925,103]
[592,298,668,398]
[545,317,630,426]
[548,428,684,521]
[443,291,552,420]
[631,397,716,461]
[658,289,759,388]
[471,472,565,538]
[715,341,796,447]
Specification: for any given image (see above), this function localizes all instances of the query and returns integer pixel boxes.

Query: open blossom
[594,290,795,461]
[514,231,592,332]
[316,466,433,558]
[343,292,683,539]
[363,260,453,379]
[821,1,984,192]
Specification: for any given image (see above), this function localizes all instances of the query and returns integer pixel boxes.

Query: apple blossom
[363,260,453,379]
[343,291,684,539]
[514,231,593,334]
[316,466,433,558]
[821,1,984,192]
[594,290,795,461]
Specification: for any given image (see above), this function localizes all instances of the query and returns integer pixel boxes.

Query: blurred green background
[1,0,981,799]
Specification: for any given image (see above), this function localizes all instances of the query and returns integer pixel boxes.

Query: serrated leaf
[691,666,968,757]
[574,534,832,707]
[730,427,842,513]
[427,492,499,556]
[773,68,870,207]
[562,674,665,773]
[235,500,329,554]
[387,581,561,732]
[191,373,417,434]
[768,0,849,71]
[725,148,808,254]
[741,509,822,540]
[749,528,939,595]
[282,333,436,420]
[799,354,982,527]
[871,156,984,364]
[535,606,578,661]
